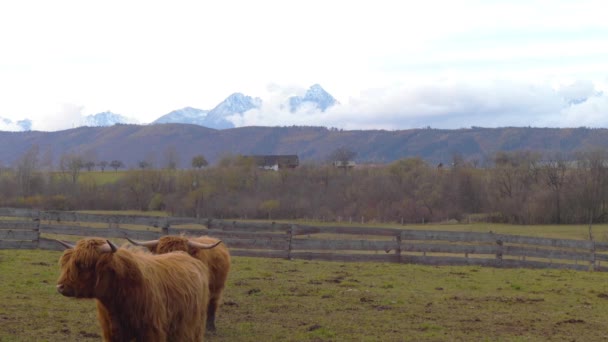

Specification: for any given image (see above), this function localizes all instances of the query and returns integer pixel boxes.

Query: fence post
[287,225,295,260]
[34,213,41,249]
[589,223,596,271]
[495,239,503,266]
[395,231,402,263]
[108,216,119,236]
[162,219,169,236]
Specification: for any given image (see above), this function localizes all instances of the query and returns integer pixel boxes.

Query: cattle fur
[144,235,231,332]
[57,238,209,341]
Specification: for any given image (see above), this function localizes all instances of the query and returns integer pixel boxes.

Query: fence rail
[1,207,606,272]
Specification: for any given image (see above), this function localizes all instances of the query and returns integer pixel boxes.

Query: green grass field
[3,248,608,341]
[77,171,126,185]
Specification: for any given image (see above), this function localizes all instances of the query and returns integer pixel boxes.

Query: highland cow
[127,235,230,332]
[56,238,209,342]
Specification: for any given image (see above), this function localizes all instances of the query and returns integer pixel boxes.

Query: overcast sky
[0,0,607,131]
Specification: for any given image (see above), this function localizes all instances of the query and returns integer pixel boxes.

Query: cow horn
[107,240,118,252]
[99,240,118,253]
[187,240,222,249]
[56,240,75,249]
[125,237,159,249]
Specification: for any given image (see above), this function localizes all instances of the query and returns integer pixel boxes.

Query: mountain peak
[83,111,137,127]
[203,93,262,129]
[222,93,263,109]
[289,84,338,112]
[309,83,325,92]
[153,107,209,125]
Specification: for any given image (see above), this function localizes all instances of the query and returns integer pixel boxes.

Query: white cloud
[560,94,608,127]
[36,104,86,131]
[1,1,607,130]
[558,81,598,102]
[231,80,608,130]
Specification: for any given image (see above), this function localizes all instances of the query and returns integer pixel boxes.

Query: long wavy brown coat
[57,238,209,342]
[145,235,231,332]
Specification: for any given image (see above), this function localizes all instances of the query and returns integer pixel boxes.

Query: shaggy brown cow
[127,235,230,332]
[56,238,210,342]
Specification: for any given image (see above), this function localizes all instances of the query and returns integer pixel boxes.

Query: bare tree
[110,160,124,172]
[143,152,157,170]
[188,179,216,219]
[575,149,608,224]
[542,153,569,224]
[39,145,54,171]
[259,199,280,219]
[490,151,541,223]
[98,161,108,172]
[83,148,98,172]
[60,153,85,184]
[328,146,357,169]
[163,145,180,170]
[16,145,40,196]
[449,163,483,218]
[84,161,96,172]
[138,160,152,169]
[192,155,208,169]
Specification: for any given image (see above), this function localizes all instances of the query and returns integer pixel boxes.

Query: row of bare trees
[2,147,608,224]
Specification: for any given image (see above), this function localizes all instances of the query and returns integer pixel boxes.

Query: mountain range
[2,125,608,169]
[75,84,335,130]
[163,93,263,129]
[0,84,335,132]
[82,111,138,127]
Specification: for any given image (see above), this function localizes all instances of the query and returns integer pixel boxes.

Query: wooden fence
[1,207,608,272]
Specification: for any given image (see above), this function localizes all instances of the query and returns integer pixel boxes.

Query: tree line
[2,145,608,225]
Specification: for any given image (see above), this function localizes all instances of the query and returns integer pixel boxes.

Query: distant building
[250,155,299,171]
[332,160,356,168]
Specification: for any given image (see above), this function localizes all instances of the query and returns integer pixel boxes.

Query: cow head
[126,235,221,254]
[56,238,118,298]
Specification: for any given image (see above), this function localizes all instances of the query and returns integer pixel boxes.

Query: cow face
[156,236,190,254]
[56,239,117,298]
[126,235,220,255]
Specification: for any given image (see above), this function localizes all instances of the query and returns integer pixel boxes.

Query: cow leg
[206,297,218,332]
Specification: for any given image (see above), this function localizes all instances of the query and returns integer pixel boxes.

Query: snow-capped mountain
[82,111,138,127]
[153,107,209,125]
[203,93,262,129]
[149,85,336,129]
[289,84,338,112]
[16,119,32,131]
[1,84,338,131]
[0,117,32,131]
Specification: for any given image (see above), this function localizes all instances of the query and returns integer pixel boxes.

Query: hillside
[1,125,607,168]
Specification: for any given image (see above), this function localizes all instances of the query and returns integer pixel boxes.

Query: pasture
[3,249,608,341]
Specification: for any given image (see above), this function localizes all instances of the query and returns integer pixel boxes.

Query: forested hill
[1,124,607,168]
